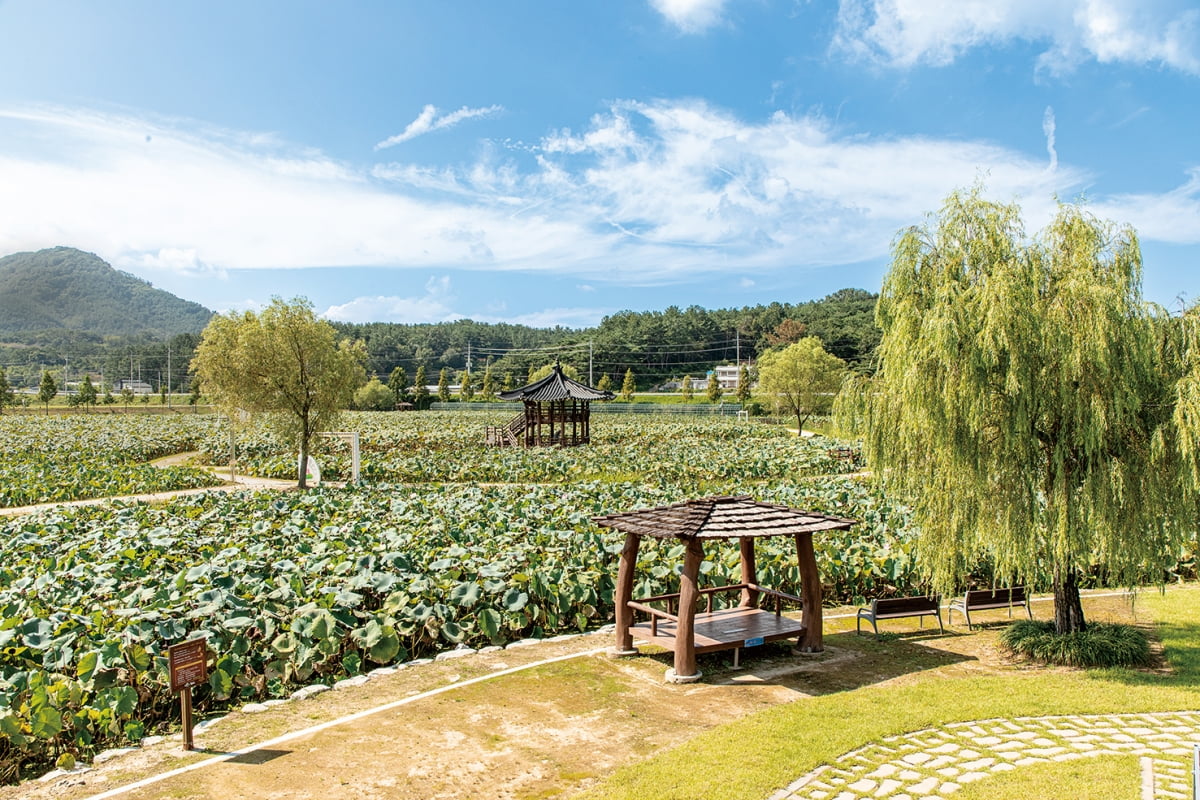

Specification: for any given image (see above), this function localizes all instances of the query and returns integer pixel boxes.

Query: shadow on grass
[1091,620,1200,688]
[633,630,973,695]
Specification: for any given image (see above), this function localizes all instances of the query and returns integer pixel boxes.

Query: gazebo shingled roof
[594,495,857,682]
[593,495,856,540]
[498,365,614,402]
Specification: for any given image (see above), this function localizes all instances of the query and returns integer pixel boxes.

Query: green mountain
[0,247,213,338]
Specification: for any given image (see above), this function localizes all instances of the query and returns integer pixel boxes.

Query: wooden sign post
[168,639,208,751]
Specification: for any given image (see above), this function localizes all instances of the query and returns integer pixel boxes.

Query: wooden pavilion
[489,364,614,447]
[594,495,856,683]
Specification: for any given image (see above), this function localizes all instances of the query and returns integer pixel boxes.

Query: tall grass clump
[1000,620,1151,668]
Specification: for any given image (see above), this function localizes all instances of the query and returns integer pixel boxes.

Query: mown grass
[571,586,1200,800]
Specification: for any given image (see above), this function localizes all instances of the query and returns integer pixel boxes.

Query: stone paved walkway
[768,711,1200,800]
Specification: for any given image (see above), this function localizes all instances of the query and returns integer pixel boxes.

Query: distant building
[715,364,749,390]
[115,379,153,394]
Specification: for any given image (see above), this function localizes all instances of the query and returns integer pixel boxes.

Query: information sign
[168,639,208,693]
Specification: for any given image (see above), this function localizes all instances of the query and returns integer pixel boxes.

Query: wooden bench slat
[856,594,943,637]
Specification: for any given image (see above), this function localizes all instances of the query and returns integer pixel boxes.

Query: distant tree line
[333,288,880,391]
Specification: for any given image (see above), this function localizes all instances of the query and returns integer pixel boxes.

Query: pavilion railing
[629,582,805,636]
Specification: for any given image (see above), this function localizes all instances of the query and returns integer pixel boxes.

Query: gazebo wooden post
[738,536,759,608]
[610,532,641,656]
[670,537,705,682]
[794,532,823,652]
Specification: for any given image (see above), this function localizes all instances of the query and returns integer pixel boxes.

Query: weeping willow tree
[837,188,1186,633]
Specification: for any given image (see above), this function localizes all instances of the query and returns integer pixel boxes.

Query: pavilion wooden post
[794,532,823,652]
[670,537,705,681]
[611,532,641,655]
[738,536,759,608]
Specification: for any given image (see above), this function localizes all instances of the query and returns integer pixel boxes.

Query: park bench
[948,586,1032,630]
[856,594,943,637]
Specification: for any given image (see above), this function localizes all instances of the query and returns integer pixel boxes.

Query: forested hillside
[0,247,212,338]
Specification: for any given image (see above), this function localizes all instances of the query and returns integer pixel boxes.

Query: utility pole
[736,330,740,366]
[167,344,172,408]
[589,341,593,385]
[465,341,472,375]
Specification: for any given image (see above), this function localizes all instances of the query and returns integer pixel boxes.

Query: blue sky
[0,0,1197,327]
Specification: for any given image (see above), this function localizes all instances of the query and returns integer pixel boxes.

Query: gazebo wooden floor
[629,607,806,655]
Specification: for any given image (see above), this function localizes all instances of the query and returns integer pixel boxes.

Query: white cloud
[833,0,1200,74]
[649,0,730,34]
[0,100,1196,294]
[322,276,461,324]
[739,277,756,288]
[1092,168,1200,245]
[375,104,503,149]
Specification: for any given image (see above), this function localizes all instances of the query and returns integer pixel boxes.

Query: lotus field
[0,411,916,782]
[0,415,222,508]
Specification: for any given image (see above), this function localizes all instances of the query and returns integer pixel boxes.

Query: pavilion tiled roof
[498,364,614,402]
[592,495,857,540]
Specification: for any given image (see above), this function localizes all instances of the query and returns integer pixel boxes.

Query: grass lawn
[573,586,1200,800]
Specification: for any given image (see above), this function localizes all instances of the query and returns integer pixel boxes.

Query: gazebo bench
[855,594,943,637]
[948,586,1032,630]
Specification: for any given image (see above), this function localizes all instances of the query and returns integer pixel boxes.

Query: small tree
[620,369,636,401]
[758,337,846,434]
[480,365,496,400]
[38,371,57,414]
[388,366,409,406]
[121,386,135,412]
[191,297,366,489]
[501,372,515,393]
[102,382,116,406]
[159,383,167,405]
[679,375,693,400]
[596,374,613,393]
[354,376,395,411]
[413,365,430,409]
[736,364,752,405]
[78,375,98,412]
[530,363,581,382]
[437,368,451,403]
[705,372,722,403]
[0,368,13,414]
[459,370,474,400]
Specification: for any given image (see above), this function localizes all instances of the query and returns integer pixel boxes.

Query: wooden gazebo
[594,495,856,683]
[490,364,614,447]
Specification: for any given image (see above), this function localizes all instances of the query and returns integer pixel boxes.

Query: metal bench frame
[948,587,1033,630]
[856,594,944,638]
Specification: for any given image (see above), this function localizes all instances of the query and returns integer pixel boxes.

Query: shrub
[999,620,1151,668]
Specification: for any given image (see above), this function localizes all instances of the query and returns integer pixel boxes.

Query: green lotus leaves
[450,582,481,607]
[502,589,529,613]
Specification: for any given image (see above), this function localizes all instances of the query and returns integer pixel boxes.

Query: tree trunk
[1052,562,1086,634]
[298,430,309,489]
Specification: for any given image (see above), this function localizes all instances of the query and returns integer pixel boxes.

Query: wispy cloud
[0,100,1196,294]
[375,104,503,149]
[1043,106,1057,172]
[649,0,731,34]
[833,0,1200,75]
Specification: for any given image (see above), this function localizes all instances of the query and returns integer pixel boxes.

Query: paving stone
[908,777,940,795]
[334,675,370,690]
[848,778,876,792]
[929,743,959,754]
[902,753,932,765]
[935,766,959,778]
[959,757,995,771]
[939,781,960,793]
[925,756,954,769]
[867,763,898,778]
[1014,756,1048,767]
[972,736,1002,746]
[898,770,923,781]
[874,778,901,796]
